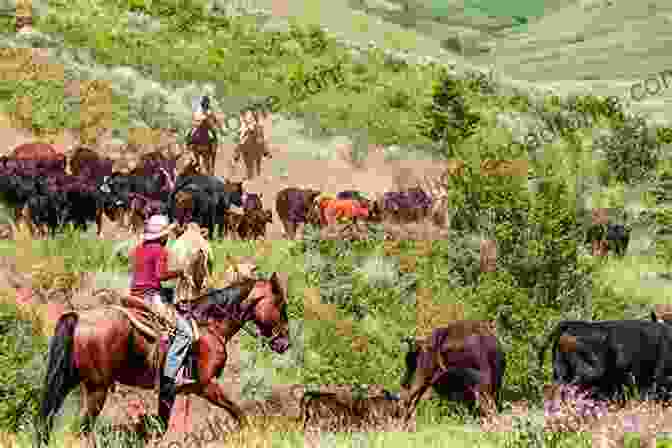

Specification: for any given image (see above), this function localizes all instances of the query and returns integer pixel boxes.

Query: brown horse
[234,110,271,180]
[36,273,291,447]
[187,113,220,176]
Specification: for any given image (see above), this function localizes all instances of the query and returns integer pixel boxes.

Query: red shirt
[130,242,169,296]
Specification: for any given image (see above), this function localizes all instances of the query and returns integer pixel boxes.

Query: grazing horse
[36,273,291,447]
[234,110,271,180]
[187,103,220,176]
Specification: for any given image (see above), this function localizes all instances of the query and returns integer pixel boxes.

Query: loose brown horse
[187,112,220,176]
[234,109,271,180]
[36,273,291,446]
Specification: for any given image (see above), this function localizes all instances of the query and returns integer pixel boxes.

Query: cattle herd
[0,142,442,242]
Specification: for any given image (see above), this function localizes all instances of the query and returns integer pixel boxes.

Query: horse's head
[243,272,290,354]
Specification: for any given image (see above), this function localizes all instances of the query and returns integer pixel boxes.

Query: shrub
[0,298,48,433]
[596,113,660,185]
[417,68,482,158]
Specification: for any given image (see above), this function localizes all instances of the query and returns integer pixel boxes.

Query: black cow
[26,192,67,237]
[539,320,672,402]
[168,175,243,239]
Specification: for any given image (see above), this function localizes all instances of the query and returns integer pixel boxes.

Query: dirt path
[216,113,448,239]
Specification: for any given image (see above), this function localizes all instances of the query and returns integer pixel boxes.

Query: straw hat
[143,215,177,242]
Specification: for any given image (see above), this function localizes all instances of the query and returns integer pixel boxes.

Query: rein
[187,289,281,351]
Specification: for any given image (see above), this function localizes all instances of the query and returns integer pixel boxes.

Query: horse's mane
[178,277,257,322]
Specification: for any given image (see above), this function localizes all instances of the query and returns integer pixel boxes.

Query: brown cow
[237,209,272,240]
[223,210,244,239]
[68,146,114,178]
[275,187,322,239]
[10,142,60,160]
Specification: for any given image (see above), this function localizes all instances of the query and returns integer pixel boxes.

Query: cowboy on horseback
[187,95,219,146]
[129,214,195,428]
[186,95,221,175]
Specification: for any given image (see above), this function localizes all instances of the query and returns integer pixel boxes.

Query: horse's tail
[36,312,80,446]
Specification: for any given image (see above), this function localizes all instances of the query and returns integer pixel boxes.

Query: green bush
[0,300,48,433]
[596,113,661,185]
[417,68,482,158]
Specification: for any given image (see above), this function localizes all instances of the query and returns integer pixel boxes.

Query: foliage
[503,412,592,448]
[645,160,672,266]
[0,298,48,433]
[595,112,660,185]
[417,68,483,158]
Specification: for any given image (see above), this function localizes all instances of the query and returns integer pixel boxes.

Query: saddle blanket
[186,127,217,145]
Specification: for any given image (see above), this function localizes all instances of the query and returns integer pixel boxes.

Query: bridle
[202,279,288,351]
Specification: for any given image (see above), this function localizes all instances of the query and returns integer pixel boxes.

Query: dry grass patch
[415,286,465,338]
[78,80,113,146]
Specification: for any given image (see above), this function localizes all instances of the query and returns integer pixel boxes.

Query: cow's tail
[36,312,80,447]
[538,322,568,371]
[400,337,418,389]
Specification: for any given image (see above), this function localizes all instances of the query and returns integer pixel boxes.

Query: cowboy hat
[143,215,178,242]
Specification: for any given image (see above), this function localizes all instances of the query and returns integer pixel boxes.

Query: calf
[399,321,505,421]
[237,209,272,240]
[275,187,321,239]
[539,320,672,402]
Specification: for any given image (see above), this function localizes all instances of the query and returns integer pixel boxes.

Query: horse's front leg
[80,383,109,447]
[193,337,247,429]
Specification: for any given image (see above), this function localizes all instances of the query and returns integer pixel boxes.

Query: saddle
[187,121,217,147]
[112,295,201,388]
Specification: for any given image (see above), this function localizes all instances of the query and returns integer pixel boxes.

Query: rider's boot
[158,374,177,432]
